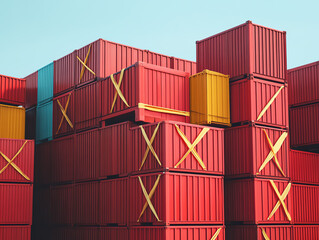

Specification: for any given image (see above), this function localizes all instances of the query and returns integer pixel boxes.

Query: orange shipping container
[0,104,25,139]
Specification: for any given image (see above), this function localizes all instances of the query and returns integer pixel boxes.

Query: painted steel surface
[25,71,38,108]
[0,74,25,106]
[288,61,319,107]
[170,57,197,75]
[101,227,128,240]
[37,62,54,104]
[197,21,287,82]
[25,106,36,139]
[292,225,319,240]
[230,77,288,128]
[0,226,31,240]
[0,104,25,139]
[190,70,230,126]
[36,101,53,143]
[34,142,51,185]
[73,227,100,240]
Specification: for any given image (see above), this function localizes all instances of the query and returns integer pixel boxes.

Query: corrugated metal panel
[101,62,190,123]
[292,184,319,224]
[0,74,25,106]
[73,227,100,240]
[230,77,288,128]
[128,172,224,225]
[49,226,73,240]
[0,104,25,139]
[226,225,292,240]
[290,150,319,184]
[34,142,51,185]
[196,21,287,82]
[0,139,34,183]
[101,227,128,240]
[25,71,38,108]
[36,101,53,143]
[75,81,101,132]
[190,70,230,126]
[0,226,31,240]
[0,183,33,224]
[170,57,197,75]
[288,61,319,107]
[144,49,171,68]
[38,62,54,104]
[225,125,289,179]
[25,106,36,139]
[100,178,127,225]
[225,178,292,224]
[130,226,225,240]
[292,225,319,240]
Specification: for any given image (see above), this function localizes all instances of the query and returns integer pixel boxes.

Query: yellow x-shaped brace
[139,123,162,171]
[56,93,74,134]
[77,44,96,83]
[138,103,190,117]
[110,68,130,113]
[174,124,209,170]
[261,228,270,240]
[137,174,162,222]
[0,141,30,181]
[257,129,287,177]
[210,227,222,240]
[268,180,291,221]
[257,86,285,121]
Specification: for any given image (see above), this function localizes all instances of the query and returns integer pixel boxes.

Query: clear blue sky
[0,0,318,78]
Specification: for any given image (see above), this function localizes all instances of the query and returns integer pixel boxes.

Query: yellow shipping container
[190,70,230,126]
[0,104,25,139]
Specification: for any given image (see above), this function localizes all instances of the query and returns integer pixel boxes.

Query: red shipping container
[131,121,224,175]
[73,227,100,240]
[33,186,50,225]
[0,139,34,183]
[290,150,319,184]
[25,71,38,108]
[196,21,287,82]
[50,184,74,225]
[100,178,127,225]
[0,183,33,224]
[128,172,224,226]
[143,49,171,69]
[290,103,319,149]
[225,124,289,179]
[230,77,288,128]
[226,225,292,240]
[75,129,100,182]
[101,227,128,240]
[51,135,74,184]
[53,90,75,138]
[25,106,36,139]
[129,226,225,240]
[0,225,31,240]
[34,142,51,185]
[292,225,319,240]
[0,74,25,106]
[49,226,73,240]
[75,81,101,132]
[292,184,319,224]
[288,61,319,107]
[74,181,99,225]
[101,62,190,124]
[170,57,197,75]
[225,178,292,224]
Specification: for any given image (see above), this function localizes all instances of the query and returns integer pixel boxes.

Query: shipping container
[290,103,319,149]
[101,227,128,240]
[290,150,319,184]
[0,225,31,240]
[0,104,25,139]
[130,225,225,240]
[226,225,292,240]
[143,49,171,70]
[49,226,73,240]
[38,62,54,104]
[101,62,190,124]
[73,227,100,240]
[288,61,319,107]
[225,178,292,224]
[75,81,101,132]
[75,129,99,182]
[225,124,289,179]
[31,225,51,240]
[0,183,33,224]
[34,141,51,185]
[128,172,224,225]
[292,225,319,240]
[36,101,53,143]
[53,91,74,138]
[32,186,50,225]
[74,181,99,225]
[0,138,34,182]
[230,77,288,128]
[25,71,38,108]
[131,121,224,175]
[196,21,287,82]
[292,184,319,224]
[0,74,25,106]
[25,106,36,139]
[100,178,127,225]
[190,70,230,126]
[170,57,197,75]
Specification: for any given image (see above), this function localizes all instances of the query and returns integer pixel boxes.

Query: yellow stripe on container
[0,104,25,139]
[190,70,230,126]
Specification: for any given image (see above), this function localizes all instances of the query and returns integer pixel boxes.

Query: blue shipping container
[36,101,53,143]
[38,62,54,104]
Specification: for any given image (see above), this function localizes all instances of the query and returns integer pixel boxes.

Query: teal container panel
[36,101,53,143]
[38,62,54,104]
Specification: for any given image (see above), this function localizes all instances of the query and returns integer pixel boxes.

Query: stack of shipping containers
[0,75,34,240]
